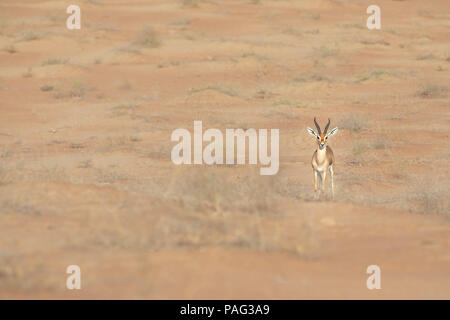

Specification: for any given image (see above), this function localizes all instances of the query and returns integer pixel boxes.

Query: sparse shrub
[359,38,390,46]
[409,179,448,215]
[40,85,54,92]
[133,27,161,48]
[272,99,308,108]
[371,136,387,150]
[417,83,447,98]
[293,73,331,83]
[95,168,129,184]
[70,81,85,98]
[42,58,69,66]
[52,81,86,99]
[190,83,239,97]
[354,70,400,83]
[341,22,364,29]
[313,46,338,58]
[416,53,435,60]
[118,80,132,90]
[118,45,141,54]
[20,31,41,41]
[338,115,364,132]
[181,0,204,8]
[352,139,368,156]
[3,45,17,54]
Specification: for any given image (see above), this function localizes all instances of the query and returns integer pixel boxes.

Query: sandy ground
[0,0,449,299]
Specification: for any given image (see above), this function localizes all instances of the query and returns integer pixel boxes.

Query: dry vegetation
[0,0,449,299]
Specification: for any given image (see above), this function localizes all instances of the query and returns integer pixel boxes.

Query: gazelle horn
[313,117,321,134]
[324,118,330,134]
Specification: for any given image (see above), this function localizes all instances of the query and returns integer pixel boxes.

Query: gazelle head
[307,117,338,150]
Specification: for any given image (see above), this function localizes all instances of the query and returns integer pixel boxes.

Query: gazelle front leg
[329,165,334,200]
[321,170,327,196]
[314,169,318,199]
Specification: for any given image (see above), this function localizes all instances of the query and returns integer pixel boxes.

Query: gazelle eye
[325,136,328,140]
[316,136,320,140]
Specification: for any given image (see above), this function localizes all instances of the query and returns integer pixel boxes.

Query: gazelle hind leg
[329,165,334,200]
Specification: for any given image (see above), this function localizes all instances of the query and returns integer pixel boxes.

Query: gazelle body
[307,118,338,199]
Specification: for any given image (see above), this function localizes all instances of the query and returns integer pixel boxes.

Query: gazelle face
[317,133,328,149]
[307,118,338,150]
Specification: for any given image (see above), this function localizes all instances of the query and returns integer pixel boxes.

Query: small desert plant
[100,136,137,152]
[42,58,69,66]
[417,9,434,18]
[416,53,435,60]
[190,83,239,97]
[272,99,308,108]
[117,80,132,90]
[133,27,161,48]
[38,166,68,182]
[19,31,41,41]
[40,84,54,92]
[3,45,17,54]
[111,103,140,117]
[354,70,400,83]
[118,45,141,54]
[313,46,338,58]
[353,139,368,156]
[409,179,448,215]
[181,0,204,8]
[300,12,320,20]
[341,22,364,29]
[359,38,390,46]
[70,80,85,98]
[293,73,331,83]
[371,136,387,150]
[78,160,92,169]
[95,168,129,184]
[417,83,447,98]
[338,115,364,132]
[52,81,86,99]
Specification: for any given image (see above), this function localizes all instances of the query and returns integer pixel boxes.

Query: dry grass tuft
[18,30,43,42]
[338,115,365,132]
[352,139,368,156]
[40,84,54,92]
[42,58,69,66]
[181,0,205,8]
[3,45,17,54]
[354,70,401,83]
[408,178,448,215]
[133,27,161,48]
[189,83,240,97]
[417,83,448,98]
[53,81,86,99]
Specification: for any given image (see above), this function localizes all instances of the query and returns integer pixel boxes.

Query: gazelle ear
[326,127,338,137]
[307,127,318,137]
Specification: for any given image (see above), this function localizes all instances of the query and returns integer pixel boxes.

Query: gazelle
[307,118,338,199]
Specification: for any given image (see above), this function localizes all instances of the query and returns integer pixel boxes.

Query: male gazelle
[307,118,338,199]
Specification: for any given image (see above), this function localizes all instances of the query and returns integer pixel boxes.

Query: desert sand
[0,0,449,299]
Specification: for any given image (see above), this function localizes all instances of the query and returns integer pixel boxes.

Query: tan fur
[307,118,338,199]
[311,144,335,199]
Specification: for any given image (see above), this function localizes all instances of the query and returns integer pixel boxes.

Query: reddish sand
[0,0,448,299]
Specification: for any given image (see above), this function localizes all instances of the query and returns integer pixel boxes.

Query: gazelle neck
[316,145,327,161]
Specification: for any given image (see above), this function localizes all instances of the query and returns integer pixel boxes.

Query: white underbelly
[315,164,330,172]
